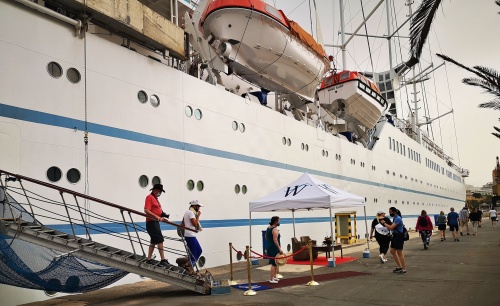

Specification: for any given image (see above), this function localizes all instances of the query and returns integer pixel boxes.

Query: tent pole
[329,207,335,258]
[292,209,296,237]
[364,206,369,249]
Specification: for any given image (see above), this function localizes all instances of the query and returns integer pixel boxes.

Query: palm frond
[492,132,500,139]
[474,66,500,81]
[407,0,443,67]
[462,78,500,97]
[436,54,478,75]
[479,98,500,110]
[495,126,500,133]
[497,0,500,6]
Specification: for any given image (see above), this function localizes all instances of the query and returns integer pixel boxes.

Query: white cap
[377,210,385,215]
[189,200,204,207]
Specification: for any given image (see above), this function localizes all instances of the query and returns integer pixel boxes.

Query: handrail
[0,169,196,233]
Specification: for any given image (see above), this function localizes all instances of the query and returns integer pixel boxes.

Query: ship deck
[27,221,500,306]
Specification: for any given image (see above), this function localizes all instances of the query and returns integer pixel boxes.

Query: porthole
[287,138,291,146]
[187,180,195,191]
[235,184,241,194]
[150,94,160,107]
[239,123,246,133]
[152,176,161,185]
[138,90,148,103]
[393,172,395,176]
[46,166,62,182]
[301,143,305,150]
[325,151,328,157]
[232,121,238,131]
[47,62,62,78]
[194,109,203,120]
[388,200,392,204]
[197,180,204,191]
[282,137,286,145]
[66,168,81,184]
[242,185,247,194]
[386,170,389,175]
[305,144,309,151]
[139,175,149,188]
[322,150,325,156]
[185,106,193,117]
[66,68,81,83]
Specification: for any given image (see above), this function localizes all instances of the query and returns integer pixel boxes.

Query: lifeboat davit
[317,70,388,130]
[200,0,330,100]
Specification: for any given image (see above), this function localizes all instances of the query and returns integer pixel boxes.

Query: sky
[270,0,500,187]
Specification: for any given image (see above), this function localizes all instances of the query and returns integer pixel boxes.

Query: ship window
[385,73,390,80]
[339,72,350,81]
[47,166,62,182]
[197,180,204,191]
[152,176,161,185]
[287,138,291,146]
[265,4,281,20]
[242,185,247,194]
[325,76,333,85]
[67,168,81,184]
[305,144,309,151]
[379,82,386,91]
[386,170,389,174]
[235,184,241,194]
[232,121,238,131]
[387,91,395,99]
[389,137,392,149]
[139,175,149,188]
[150,95,160,107]
[187,180,195,191]
[185,106,193,117]
[239,123,246,133]
[194,109,203,120]
[47,62,62,78]
[301,143,305,150]
[379,75,384,82]
[138,90,148,103]
[385,81,393,90]
[325,151,328,157]
[67,68,81,83]
[282,137,286,145]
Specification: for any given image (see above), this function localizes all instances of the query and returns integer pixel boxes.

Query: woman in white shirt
[489,209,497,228]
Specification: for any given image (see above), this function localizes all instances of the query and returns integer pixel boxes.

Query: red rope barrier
[231,244,308,260]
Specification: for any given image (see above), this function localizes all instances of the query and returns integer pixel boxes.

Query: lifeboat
[200,0,330,100]
[317,70,388,130]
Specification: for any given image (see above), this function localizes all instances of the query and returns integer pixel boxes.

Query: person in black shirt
[469,208,481,236]
[369,211,392,263]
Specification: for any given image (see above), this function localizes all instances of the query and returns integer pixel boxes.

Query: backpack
[403,226,410,241]
[418,217,428,227]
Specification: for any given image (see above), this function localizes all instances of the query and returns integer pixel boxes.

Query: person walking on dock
[469,208,480,236]
[448,207,460,242]
[489,208,497,228]
[436,211,447,241]
[459,207,470,236]
[379,207,406,274]
[266,216,283,283]
[370,210,392,263]
[415,210,433,250]
[144,183,169,266]
[182,200,204,267]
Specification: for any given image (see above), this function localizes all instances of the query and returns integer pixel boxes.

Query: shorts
[459,219,468,226]
[390,234,404,250]
[438,224,446,231]
[491,216,497,221]
[449,224,459,232]
[146,221,164,244]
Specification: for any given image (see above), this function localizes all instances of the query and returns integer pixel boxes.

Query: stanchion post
[306,241,319,286]
[229,242,237,285]
[243,245,256,296]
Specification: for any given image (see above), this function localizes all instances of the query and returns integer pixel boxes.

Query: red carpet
[252,271,370,289]
[287,255,357,266]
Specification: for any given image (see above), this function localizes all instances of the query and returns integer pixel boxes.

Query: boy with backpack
[415,210,434,250]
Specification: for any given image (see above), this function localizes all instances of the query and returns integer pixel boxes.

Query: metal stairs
[0,218,213,294]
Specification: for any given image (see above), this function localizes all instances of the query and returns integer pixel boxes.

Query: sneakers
[275,274,283,279]
[454,238,460,242]
[440,238,444,242]
[467,233,470,235]
[397,270,407,275]
[269,279,278,284]
[158,259,170,267]
[379,254,385,263]
[424,244,428,250]
[460,232,463,236]
[393,267,402,273]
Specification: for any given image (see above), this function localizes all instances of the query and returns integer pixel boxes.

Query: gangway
[0,169,214,295]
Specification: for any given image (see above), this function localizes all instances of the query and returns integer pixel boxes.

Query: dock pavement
[27,222,500,306]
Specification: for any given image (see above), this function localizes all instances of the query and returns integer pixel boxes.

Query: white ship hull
[0,0,465,304]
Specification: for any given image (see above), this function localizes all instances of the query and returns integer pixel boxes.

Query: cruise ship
[0,0,467,304]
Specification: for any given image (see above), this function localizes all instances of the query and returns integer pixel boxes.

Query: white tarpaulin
[249,173,365,211]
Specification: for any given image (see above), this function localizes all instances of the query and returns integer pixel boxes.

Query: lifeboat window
[232,121,238,131]
[150,95,160,107]
[339,72,350,81]
[152,176,161,185]
[359,83,366,91]
[242,185,248,194]
[325,76,334,86]
[187,180,195,191]
[265,5,281,20]
[194,109,203,120]
[239,123,246,133]
[138,90,148,103]
[235,184,241,194]
[47,61,62,78]
[197,180,204,191]
[47,166,62,182]
[67,168,81,184]
[185,106,193,117]
[67,68,81,83]
[139,175,149,188]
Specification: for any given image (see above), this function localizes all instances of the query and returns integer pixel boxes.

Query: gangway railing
[0,169,214,294]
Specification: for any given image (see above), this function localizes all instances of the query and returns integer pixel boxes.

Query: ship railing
[0,169,197,268]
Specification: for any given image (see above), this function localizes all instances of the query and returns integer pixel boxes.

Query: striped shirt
[459,209,469,220]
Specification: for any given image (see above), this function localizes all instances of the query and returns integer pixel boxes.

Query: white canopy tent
[249,173,368,257]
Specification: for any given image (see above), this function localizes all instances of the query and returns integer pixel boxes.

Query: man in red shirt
[144,184,169,266]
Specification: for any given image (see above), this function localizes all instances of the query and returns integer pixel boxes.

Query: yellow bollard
[306,241,319,286]
[229,242,237,285]
[243,245,257,296]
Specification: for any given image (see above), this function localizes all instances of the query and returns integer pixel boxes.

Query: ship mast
[406,0,421,144]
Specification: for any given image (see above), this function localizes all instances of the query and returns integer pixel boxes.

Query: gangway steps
[0,219,213,294]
